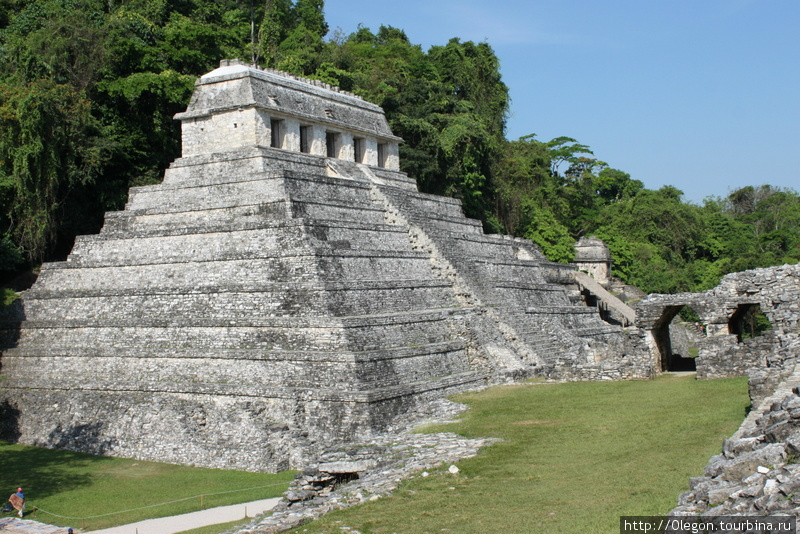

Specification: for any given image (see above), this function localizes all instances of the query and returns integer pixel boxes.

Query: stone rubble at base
[645,265,800,525]
[670,350,800,522]
[0,59,800,530]
[238,402,497,533]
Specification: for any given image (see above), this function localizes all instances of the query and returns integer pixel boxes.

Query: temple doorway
[652,305,701,372]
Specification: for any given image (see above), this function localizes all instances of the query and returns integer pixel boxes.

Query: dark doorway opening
[652,305,700,372]
[728,303,772,342]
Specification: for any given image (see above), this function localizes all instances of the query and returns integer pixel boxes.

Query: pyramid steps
[125,176,286,213]
[3,370,487,404]
[377,184,479,220]
[100,201,292,237]
[71,224,415,266]
[492,284,575,308]
[1,339,466,362]
[11,306,471,350]
[33,257,320,290]
[17,280,455,320]
[0,61,631,472]
[162,146,327,186]
[375,180,623,365]
[1,339,474,393]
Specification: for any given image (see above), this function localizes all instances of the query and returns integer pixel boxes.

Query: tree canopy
[0,0,796,295]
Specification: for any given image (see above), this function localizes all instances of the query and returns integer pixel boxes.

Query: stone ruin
[0,60,798,475]
[0,60,642,471]
[636,263,800,397]
[649,265,800,521]
[635,263,800,520]
[574,236,612,285]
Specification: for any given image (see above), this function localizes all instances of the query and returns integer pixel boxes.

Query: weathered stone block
[722,444,787,482]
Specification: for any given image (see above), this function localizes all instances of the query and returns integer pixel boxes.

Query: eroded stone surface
[237,400,496,534]
[0,61,640,472]
[636,263,800,384]
[671,361,800,521]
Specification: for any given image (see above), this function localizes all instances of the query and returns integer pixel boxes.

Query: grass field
[177,518,251,534]
[0,443,294,531]
[285,374,750,534]
[0,374,749,533]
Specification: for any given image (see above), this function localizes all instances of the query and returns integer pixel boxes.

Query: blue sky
[324,0,799,204]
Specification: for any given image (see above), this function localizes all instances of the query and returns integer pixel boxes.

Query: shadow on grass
[1,292,117,502]
[0,439,111,500]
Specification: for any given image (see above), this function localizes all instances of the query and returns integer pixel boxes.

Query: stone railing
[573,271,636,326]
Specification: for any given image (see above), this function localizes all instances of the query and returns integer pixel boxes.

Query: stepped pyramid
[0,60,627,471]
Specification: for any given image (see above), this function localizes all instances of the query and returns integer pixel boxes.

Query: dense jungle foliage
[1,0,798,294]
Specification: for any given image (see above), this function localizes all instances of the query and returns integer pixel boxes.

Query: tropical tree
[0,79,106,263]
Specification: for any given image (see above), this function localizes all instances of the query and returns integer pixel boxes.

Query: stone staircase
[1,157,496,471]
[573,270,636,326]
[374,181,623,370]
[0,62,635,472]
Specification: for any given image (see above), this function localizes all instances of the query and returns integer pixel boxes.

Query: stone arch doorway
[652,305,701,372]
[728,303,772,343]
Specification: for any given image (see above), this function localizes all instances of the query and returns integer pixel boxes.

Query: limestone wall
[175,60,402,171]
[0,61,647,472]
[635,264,800,381]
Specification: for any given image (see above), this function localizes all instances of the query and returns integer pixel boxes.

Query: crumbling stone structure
[574,236,612,285]
[635,264,799,386]
[0,60,648,471]
[670,357,800,519]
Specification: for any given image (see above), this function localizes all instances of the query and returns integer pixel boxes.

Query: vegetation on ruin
[286,374,749,534]
[0,0,798,293]
[0,442,294,530]
[0,288,17,308]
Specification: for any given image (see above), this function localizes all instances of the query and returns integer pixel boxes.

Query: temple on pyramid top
[0,60,656,473]
[175,59,401,169]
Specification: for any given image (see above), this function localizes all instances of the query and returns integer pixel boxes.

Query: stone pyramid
[0,60,635,471]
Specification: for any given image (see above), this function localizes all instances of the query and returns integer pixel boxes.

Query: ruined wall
[631,264,800,520]
[635,263,800,383]
[670,342,800,520]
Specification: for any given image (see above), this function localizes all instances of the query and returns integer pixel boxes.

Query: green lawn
[176,518,253,534]
[286,374,749,534]
[0,443,294,531]
[0,374,749,533]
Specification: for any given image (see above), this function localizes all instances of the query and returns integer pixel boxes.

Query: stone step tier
[5,308,472,351]
[16,280,454,320]
[0,153,626,472]
[0,338,475,393]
